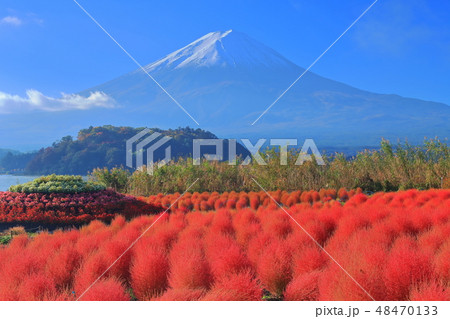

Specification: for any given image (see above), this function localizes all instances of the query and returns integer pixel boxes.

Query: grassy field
[91,138,449,195]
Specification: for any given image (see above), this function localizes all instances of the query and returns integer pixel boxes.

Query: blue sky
[1,0,450,105]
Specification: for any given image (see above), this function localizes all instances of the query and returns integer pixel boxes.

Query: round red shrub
[201,271,262,301]
[284,271,321,301]
[131,244,169,300]
[256,239,293,296]
[78,278,130,301]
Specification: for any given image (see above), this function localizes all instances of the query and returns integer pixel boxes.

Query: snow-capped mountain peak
[143,30,295,71]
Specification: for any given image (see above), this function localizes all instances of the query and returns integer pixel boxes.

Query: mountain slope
[1,30,448,149]
[81,30,448,146]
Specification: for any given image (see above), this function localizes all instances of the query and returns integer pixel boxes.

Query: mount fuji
[2,30,449,149]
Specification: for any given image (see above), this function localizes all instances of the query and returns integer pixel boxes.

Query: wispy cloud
[26,12,44,26]
[0,90,116,113]
[0,16,22,26]
[0,11,44,27]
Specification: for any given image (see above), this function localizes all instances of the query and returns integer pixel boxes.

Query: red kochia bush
[256,239,293,296]
[258,208,292,238]
[130,243,169,300]
[383,236,434,301]
[18,274,57,301]
[203,233,252,280]
[73,252,109,295]
[434,239,450,282]
[318,227,390,301]
[291,245,328,278]
[408,281,450,301]
[168,238,212,290]
[78,278,130,301]
[284,271,321,301]
[153,288,206,301]
[45,245,81,289]
[201,271,262,301]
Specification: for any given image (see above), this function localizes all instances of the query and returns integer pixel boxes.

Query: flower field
[0,190,161,224]
[0,189,449,301]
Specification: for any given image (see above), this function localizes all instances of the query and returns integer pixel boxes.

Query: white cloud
[0,90,117,113]
[0,16,22,26]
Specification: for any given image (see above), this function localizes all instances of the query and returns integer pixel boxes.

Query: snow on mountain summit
[143,30,295,71]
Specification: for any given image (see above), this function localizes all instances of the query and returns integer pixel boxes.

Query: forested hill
[6,126,249,175]
[0,148,22,160]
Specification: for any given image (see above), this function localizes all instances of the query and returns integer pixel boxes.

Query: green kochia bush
[9,174,106,194]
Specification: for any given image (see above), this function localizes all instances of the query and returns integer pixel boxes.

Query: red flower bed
[138,188,362,212]
[0,190,162,224]
[0,189,449,301]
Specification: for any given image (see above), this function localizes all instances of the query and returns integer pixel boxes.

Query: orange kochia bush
[0,189,449,301]
[138,188,362,212]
